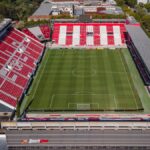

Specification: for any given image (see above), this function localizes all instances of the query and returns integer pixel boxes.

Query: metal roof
[33,0,79,16]
[0,104,12,112]
[126,25,150,72]
[0,18,11,32]
[32,3,52,16]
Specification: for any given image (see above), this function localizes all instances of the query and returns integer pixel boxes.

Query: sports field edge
[21,48,150,114]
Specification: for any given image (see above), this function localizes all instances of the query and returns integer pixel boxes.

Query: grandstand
[126,25,150,85]
[0,19,45,117]
[21,21,150,121]
[1,17,150,150]
[22,25,51,41]
[52,23,126,48]
[0,18,150,122]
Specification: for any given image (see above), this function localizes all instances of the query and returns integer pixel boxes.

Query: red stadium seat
[40,25,51,40]
[52,23,126,47]
[0,28,44,110]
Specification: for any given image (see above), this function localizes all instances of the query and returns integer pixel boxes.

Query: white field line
[31,51,50,100]
[114,96,117,109]
[97,71,125,74]
[53,93,114,96]
[68,103,99,109]
[49,94,55,109]
[50,93,115,110]
[119,51,138,109]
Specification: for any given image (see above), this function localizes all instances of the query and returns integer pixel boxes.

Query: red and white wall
[52,23,126,48]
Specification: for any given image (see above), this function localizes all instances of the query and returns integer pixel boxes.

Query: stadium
[0,18,150,121]
[1,16,150,149]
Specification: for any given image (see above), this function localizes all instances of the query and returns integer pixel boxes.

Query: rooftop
[126,25,150,72]
[0,18,12,32]
[32,3,52,16]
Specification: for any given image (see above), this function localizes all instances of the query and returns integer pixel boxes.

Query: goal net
[77,104,91,110]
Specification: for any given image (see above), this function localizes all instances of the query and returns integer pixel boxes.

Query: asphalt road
[6,129,150,147]
[0,135,7,150]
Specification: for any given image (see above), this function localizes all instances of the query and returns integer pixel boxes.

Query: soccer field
[25,49,144,112]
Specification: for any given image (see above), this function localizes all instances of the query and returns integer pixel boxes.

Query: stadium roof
[93,19,126,23]
[0,18,11,32]
[51,18,126,23]
[0,104,12,112]
[126,25,150,72]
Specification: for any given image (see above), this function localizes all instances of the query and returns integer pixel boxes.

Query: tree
[125,0,137,8]
[145,3,150,12]
[135,5,147,19]
[0,15,4,22]
[0,0,43,20]
[116,0,125,6]
[142,15,150,31]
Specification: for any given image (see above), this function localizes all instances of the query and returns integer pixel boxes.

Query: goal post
[68,103,99,110]
[52,94,116,111]
[77,104,90,110]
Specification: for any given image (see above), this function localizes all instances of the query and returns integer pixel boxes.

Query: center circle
[72,68,97,78]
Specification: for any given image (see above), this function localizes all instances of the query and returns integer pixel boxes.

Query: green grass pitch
[25,49,145,112]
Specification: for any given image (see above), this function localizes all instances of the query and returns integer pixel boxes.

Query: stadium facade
[2,121,150,150]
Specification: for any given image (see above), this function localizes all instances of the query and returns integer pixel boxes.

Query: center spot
[72,68,97,77]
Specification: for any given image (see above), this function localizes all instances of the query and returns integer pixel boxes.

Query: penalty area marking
[68,103,99,110]
[50,93,115,110]
[113,96,117,109]
[49,94,55,109]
